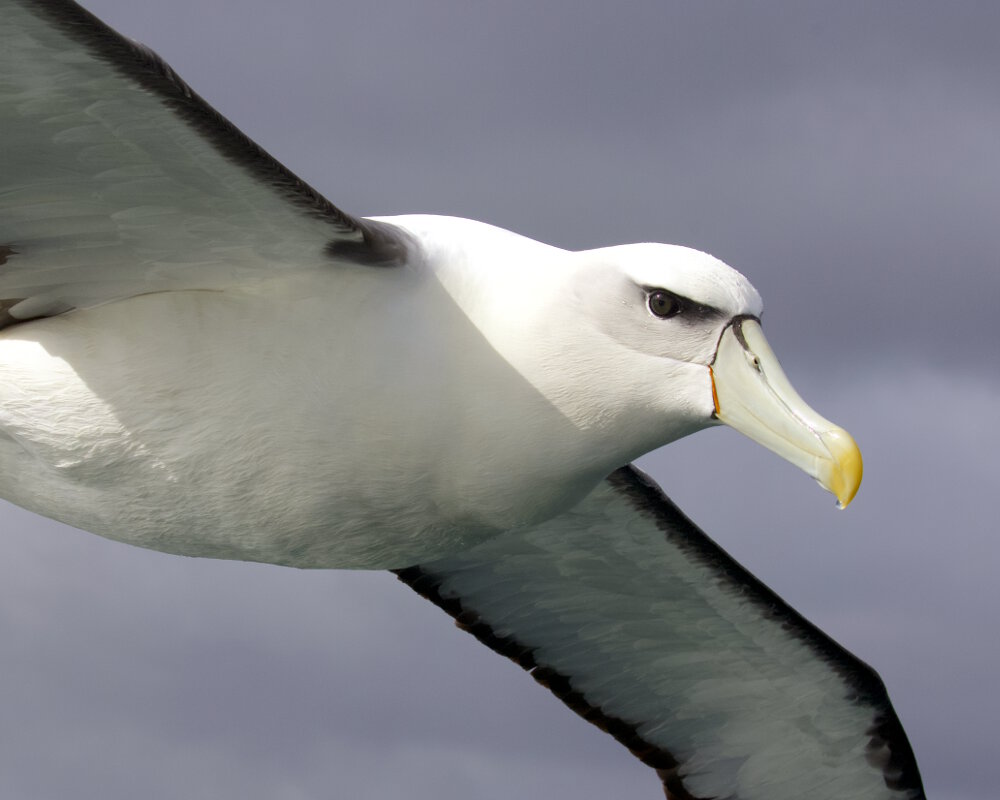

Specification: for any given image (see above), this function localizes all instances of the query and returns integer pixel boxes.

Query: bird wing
[396,466,925,800]
[0,0,408,330]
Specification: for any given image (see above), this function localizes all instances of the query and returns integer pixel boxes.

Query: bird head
[557,243,862,507]
[417,218,861,510]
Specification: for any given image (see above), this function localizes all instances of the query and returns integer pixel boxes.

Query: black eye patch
[643,287,723,323]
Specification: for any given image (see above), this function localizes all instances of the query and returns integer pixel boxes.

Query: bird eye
[648,290,681,319]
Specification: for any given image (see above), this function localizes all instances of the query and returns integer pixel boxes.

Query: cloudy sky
[2,1,997,798]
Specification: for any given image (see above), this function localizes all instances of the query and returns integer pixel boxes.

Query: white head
[485,243,763,455]
[406,215,860,511]
[442,232,859,508]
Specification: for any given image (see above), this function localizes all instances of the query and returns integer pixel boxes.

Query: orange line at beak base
[709,366,720,416]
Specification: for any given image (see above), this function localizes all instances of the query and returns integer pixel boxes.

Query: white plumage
[0,2,923,798]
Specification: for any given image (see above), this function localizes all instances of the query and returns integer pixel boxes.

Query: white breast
[0,255,617,568]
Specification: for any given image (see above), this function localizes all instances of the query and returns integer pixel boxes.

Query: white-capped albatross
[0,1,924,798]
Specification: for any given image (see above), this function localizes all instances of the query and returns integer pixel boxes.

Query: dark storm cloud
[1,2,996,799]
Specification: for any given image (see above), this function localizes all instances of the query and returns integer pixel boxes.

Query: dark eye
[648,290,681,319]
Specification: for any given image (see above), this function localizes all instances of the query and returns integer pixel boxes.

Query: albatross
[0,1,924,797]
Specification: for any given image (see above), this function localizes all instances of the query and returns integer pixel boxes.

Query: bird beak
[709,317,862,508]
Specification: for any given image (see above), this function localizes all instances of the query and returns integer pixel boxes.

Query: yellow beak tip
[825,430,863,509]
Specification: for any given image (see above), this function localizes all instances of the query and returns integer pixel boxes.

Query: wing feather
[0,0,408,330]
[396,466,925,800]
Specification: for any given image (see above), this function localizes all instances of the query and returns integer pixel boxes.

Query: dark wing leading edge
[0,0,408,330]
[396,467,925,800]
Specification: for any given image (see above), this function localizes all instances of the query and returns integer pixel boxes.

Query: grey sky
[1,1,997,799]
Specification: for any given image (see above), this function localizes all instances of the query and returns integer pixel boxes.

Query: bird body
[0,2,925,797]
[0,214,758,568]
